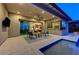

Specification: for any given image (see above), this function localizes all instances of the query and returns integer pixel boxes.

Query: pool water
[40,39,79,55]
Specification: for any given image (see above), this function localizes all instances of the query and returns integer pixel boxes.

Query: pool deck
[0,34,78,55]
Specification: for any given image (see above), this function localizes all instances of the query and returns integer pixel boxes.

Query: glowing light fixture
[17,11,21,14]
[42,11,45,14]
[52,15,55,18]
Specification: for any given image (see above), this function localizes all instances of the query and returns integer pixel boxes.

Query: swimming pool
[39,39,79,55]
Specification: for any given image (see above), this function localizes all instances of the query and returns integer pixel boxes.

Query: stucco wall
[8,14,28,37]
[0,4,8,45]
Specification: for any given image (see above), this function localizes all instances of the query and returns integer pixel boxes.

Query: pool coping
[39,39,76,53]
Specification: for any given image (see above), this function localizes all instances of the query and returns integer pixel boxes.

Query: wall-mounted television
[2,17,11,27]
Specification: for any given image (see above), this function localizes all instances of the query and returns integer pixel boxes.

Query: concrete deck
[0,34,78,55]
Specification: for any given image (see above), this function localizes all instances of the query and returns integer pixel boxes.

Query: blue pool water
[40,39,79,55]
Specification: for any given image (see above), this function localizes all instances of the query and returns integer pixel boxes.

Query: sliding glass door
[20,21,29,35]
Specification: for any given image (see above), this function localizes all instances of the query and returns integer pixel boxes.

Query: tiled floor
[24,35,49,43]
[0,34,79,55]
[0,34,61,55]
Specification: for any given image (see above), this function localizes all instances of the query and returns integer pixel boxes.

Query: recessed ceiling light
[17,11,21,14]
[52,15,55,18]
[42,11,45,14]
